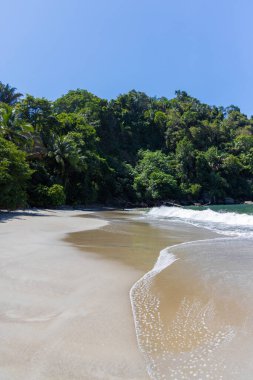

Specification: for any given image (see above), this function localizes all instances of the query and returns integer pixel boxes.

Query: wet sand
[129,233,253,378]
[0,210,147,380]
[66,211,253,379]
[66,210,217,272]
[65,210,220,379]
[2,209,246,380]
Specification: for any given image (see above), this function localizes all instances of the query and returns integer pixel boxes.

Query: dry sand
[0,210,147,380]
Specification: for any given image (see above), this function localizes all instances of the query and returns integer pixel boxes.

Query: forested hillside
[0,81,253,209]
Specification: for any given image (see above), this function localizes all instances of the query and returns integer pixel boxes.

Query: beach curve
[0,209,147,380]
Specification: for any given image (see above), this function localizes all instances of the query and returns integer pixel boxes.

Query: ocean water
[130,205,253,379]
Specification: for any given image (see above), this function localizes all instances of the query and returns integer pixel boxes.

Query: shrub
[47,184,66,206]
[31,184,66,207]
[0,137,32,209]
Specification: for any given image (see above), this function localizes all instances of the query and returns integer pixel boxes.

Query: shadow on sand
[0,209,56,223]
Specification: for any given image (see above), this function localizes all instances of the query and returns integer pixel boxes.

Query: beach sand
[65,211,253,379]
[64,210,219,379]
[2,209,246,380]
[0,210,147,380]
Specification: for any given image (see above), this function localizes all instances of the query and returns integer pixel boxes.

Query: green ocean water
[186,203,253,214]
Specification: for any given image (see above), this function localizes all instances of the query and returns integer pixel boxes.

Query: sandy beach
[2,208,252,380]
[0,209,147,380]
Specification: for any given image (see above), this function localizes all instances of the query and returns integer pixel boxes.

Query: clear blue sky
[1,0,253,115]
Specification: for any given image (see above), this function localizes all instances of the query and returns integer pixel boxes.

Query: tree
[0,82,252,207]
[16,95,58,147]
[175,138,195,183]
[0,137,32,209]
[0,104,33,147]
[0,82,22,105]
[48,134,83,189]
[134,150,179,202]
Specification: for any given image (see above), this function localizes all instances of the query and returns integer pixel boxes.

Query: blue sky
[1,0,253,115]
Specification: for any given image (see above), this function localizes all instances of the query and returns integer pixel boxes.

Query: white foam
[130,238,241,380]
[147,206,253,237]
[131,207,253,378]
[130,239,207,378]
[148,206,253,226]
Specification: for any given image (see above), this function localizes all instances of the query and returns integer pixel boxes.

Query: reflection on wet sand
[67,211,253,379]
[131,238,253,379]
[66,210,216,272]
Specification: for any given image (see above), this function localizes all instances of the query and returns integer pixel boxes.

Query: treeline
[0,81,253,209]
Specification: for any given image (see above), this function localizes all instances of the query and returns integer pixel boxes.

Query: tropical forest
[0,81,253,209]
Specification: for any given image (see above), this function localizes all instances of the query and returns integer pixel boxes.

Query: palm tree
[0,104,33,147]
[48,135,84,189]
[0,82,23,105]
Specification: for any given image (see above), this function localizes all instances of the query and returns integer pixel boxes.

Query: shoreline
[65,210,220,378]
[2,208,248,379]
[0,209,147,380]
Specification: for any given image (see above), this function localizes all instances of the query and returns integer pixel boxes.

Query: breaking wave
[147,206,253,236]
[130,206,253,378]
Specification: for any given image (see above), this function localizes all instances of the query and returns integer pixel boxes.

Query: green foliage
[0,80,253,209]
[147,172,178,201]
[31,184,66,207]
[0,137,32,209]
[175,138,195,182]
[105,158,135,203]
[53,89,107,128]
[0,82,22,105]
[0,104,34,147]
[185,183,202,200]
[47,184,66,206]
[16,95,54,130]
[134,150,179,201]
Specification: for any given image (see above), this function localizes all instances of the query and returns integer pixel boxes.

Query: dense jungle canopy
[0,81,253,209]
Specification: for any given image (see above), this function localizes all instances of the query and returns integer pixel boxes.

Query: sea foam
[147,206,253,236]
[130,238,238,379]
[130,207,253,378]
[130,237,253,380]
